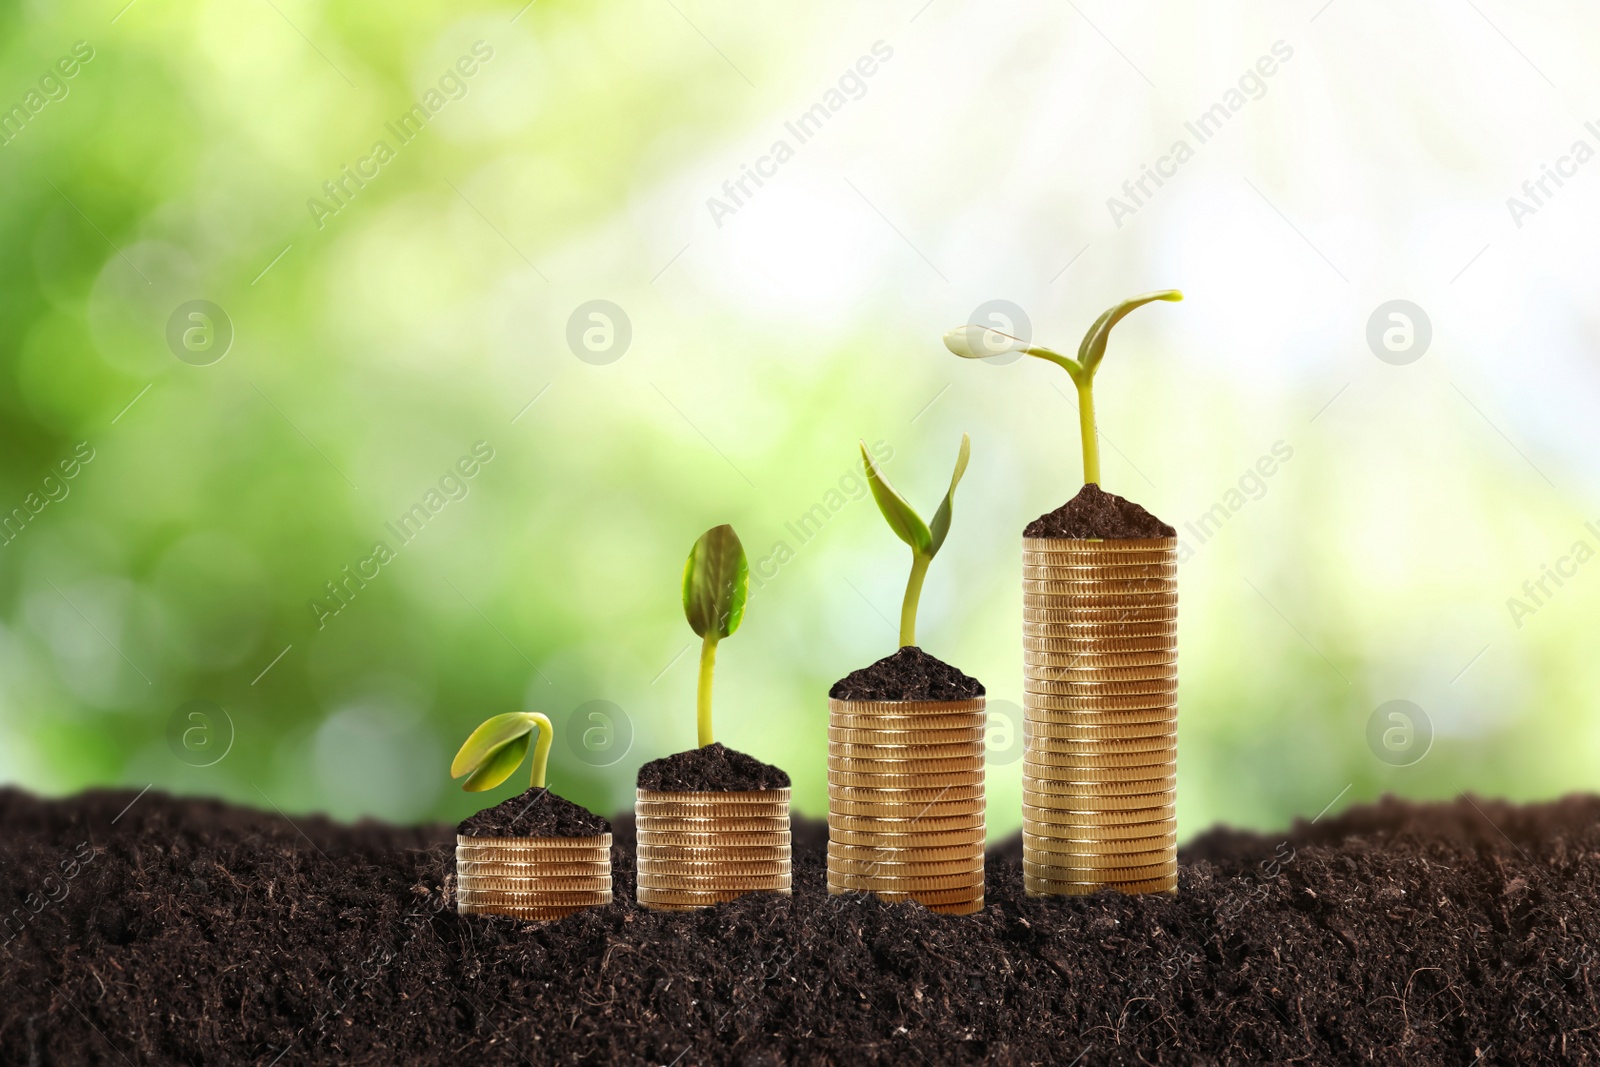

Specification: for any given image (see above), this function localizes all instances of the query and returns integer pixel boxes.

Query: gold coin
[828,775,986,796]
[1021,802,1174,825]
[828,697,986,716]
[456,889,614,907]
[827,811,984,832]
[455,855,610,872]
[828,885,984,907]
[828,782,983,801]
[1024,710,1176,731]
[454,841,612,861]
[1025,701,1177,722]
[634,813,790,830]
[828,871,984,892]
[635,788,791,804]
[1024,729,1177,755]
[1022,652,1178,675]
[1024,854,1177,877]
[828,753,985,774]
[1018,828,1175,852]
[827,724,985,745]
[1025,720,1176,742]
[828,740,988,761]
[637,887,790,908]
[455,833,611,848]
[827,824,986,849]
[457,875,613,894]
[457,902,606,920]
[1024,674,1178,694]
[1021,773,1176,797]
[1024,875,1175,896]
[1022,535,1176,551]
[633,799,790,816]
[635,830,790,849]
[827,854,983,877]
[1021,603,1180,622]
[636,872,792,890]
[1023,748,1177,769]
[1021,836,1174,864]
[1019,558,1177,576]
[637,861,791,879]
[1020,571,1176,590]
[1021,785,1174,809]
[828,797,984,818]
[1020,633,1177,654]
[1019,638,1177,660]
[826,717,987,735]
[827,843,982,867]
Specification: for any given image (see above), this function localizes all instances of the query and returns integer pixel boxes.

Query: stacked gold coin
[826,698,986,915]
[1022,536,1178,896]
[634,789,792,911]
[455,833,613,920]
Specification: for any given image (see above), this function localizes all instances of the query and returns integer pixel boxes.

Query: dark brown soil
[3,787,1597,1066]
[829,646,986,702]
[636,742,790,792]
[1026,482,1176,539]
[456,788,610,839]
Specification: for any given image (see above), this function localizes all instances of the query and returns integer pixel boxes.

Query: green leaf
[682,524,748,639]
[462,731,532,792]
[1076,290,1183,379]
[451,712,534,780]
[861,441,931,555]
[944,327,1084,381]
[926,432,971,558]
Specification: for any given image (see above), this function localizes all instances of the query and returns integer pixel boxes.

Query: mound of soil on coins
[635,742,790,792]
[2,787,1593,1065]
[829,645,986,702]
[1026,482,1176,539]
[456,787,610,839]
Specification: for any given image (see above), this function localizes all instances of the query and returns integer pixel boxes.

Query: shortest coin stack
[635,789,792,911]
[455,834,613,921]
[827,698,986,916]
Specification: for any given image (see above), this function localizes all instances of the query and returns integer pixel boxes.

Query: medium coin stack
[827,698,986,915]
[455,833,613,920]
[634,789,792,911]
[1022,536,1178,896]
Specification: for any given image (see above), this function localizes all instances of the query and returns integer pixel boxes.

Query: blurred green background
[3,1,1597,843]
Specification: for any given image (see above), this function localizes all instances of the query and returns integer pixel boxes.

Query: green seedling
[451,712,555,791]
[943,291,1182,486]
[682,523,749,748]
[860,433,971,649]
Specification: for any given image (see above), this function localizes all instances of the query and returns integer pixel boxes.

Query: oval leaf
[926,432,971,558]
[943,325,1028,360]
[451,712,534,779]
[861,441,931,555]
[1076,290,1183,378]
[683,524,748,639]
[462,731,531,792]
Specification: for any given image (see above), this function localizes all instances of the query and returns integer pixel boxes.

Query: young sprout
[943,291,1182,486]
[860,434,971,649]
[682,524,749,748]
[451,712,555,791]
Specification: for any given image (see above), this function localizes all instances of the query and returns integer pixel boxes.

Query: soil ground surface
[2,787,1596,1065]
[457,788,611,839]
[1026,483,1176,539]
[636,743,790,792]
[829,646,986,702]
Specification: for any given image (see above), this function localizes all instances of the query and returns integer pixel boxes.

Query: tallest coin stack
[1020,535,1179,895]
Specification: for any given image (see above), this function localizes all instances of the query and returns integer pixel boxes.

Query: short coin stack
[634,789,792,911]
[455,833,613,920]
[827,698,987,915]
[1021,536,1178,896]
